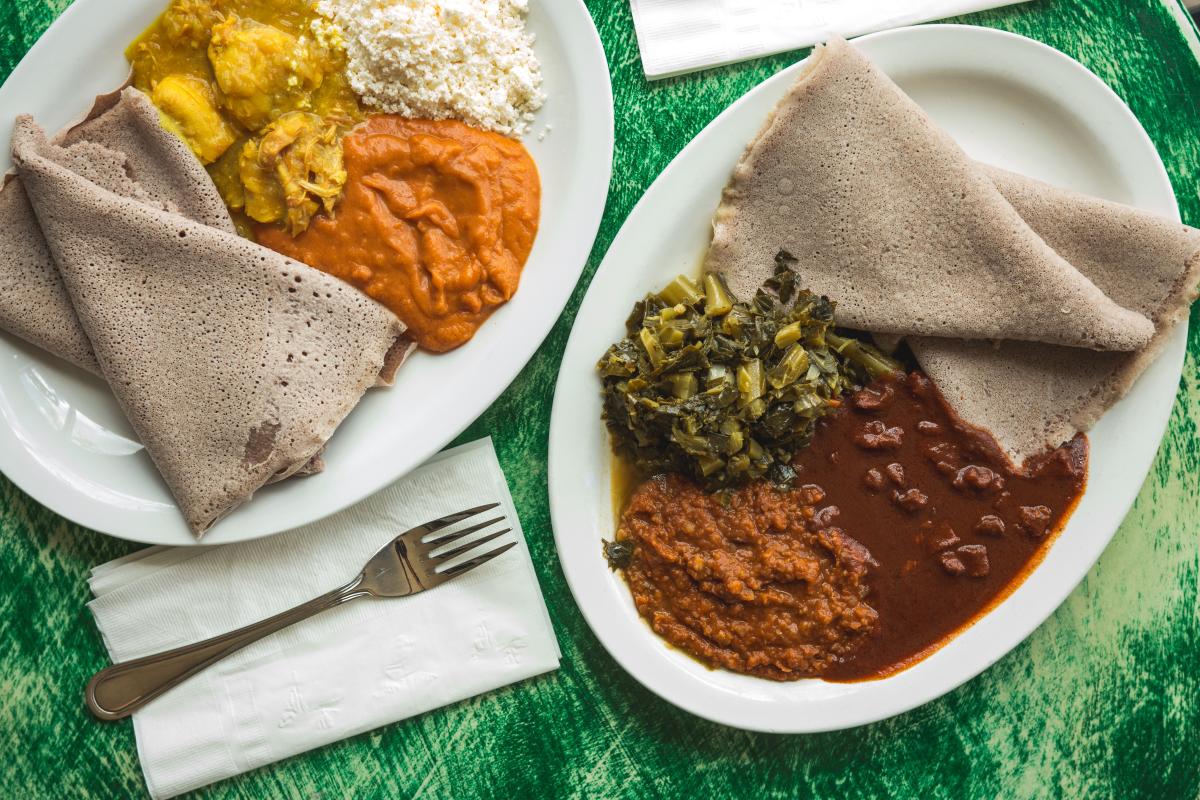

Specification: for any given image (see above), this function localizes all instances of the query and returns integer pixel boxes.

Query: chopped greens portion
[598,252,902,490]
[602,538,635,570]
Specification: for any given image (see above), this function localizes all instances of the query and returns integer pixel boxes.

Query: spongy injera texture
[0,176,98,371]
[0,88,235,373]
[912,167,1200,463]
[704,37,1154,352]
[11,114,406,536]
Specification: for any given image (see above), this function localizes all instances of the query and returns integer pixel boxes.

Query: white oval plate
[0,0,613,545]
[548,25,1184,732]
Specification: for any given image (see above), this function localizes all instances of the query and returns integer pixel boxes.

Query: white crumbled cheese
[314,0,546,137]
[311,16,346,50]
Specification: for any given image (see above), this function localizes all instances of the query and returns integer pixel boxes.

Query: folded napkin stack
[629,0,1030,78]
[88,438,559,799]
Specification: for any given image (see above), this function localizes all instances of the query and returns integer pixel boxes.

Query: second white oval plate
[0,0,613,545]
[548,25,1185,732]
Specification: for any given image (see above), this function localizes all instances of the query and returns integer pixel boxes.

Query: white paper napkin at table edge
[628,0,1031,79]
[88,437,561,800]
[89,545,209,596]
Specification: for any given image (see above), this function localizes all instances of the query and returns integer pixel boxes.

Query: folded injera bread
[11,104,408,536]
[0,89,242,374]
[911,166,1200,463]
[704,37,1154,352]
[0,89,415,386]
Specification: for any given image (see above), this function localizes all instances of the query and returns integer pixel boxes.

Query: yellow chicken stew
[127,0,361,235]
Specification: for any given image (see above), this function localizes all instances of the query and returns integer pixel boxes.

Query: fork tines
[412,503,516,582]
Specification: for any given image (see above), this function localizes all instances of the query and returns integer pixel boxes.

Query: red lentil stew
[612,371,1087,681]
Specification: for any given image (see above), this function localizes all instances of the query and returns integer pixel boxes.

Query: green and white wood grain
[1,1,1198,797]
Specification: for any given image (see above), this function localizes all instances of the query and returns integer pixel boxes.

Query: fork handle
[85,575,367,721]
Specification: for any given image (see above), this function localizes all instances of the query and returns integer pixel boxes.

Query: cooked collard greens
[598,252,902,490]
[602,538,635,570]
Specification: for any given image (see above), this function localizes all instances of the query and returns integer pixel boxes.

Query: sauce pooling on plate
[259,116,541,352]
[613,372,1087,681]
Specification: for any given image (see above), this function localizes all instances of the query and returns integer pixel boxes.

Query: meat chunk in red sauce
[1017,505,1054,538]
[954,465,1003,493]
[893,488,930,512]
[851,384,896,412]
[975,515,1006,537]
[956,544,991,577]
[854,420,904,450]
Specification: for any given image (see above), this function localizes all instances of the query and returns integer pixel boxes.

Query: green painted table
[2,1,1198,797]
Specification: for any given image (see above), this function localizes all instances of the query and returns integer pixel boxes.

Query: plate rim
[547,23,1184,732]
[0,0,615,545]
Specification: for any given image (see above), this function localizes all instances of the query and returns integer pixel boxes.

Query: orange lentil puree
[258,115,540,352]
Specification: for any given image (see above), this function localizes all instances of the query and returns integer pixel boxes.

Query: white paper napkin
[629,0,1030,79]
[88,438,560,799]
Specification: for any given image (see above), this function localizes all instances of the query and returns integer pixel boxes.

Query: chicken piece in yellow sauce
[208,16,326,130]
[240,111,347,233]
[150,74,237,164]
[126,0,361,236]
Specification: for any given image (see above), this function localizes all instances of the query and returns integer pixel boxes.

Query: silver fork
[85,503,514,721]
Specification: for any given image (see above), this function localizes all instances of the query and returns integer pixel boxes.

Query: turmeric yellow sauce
[127,0,361,235]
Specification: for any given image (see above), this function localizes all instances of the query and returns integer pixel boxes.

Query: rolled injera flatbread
[0,88,235,374]
[11,113,408,536]
[705,37,1154,352]
[910,166,1200,464]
